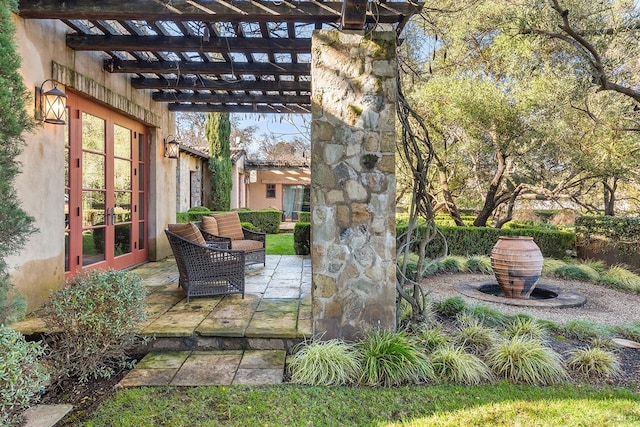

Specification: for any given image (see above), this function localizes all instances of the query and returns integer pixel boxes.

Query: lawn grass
[266,233,294,255]
[81,383,640,426]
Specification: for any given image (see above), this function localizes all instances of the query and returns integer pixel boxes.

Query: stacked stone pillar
[310,30,397,341]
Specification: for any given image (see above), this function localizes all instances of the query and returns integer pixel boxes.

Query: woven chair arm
[242,228,266,244]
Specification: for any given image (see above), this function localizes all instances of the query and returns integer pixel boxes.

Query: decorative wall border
[52,61,161,127]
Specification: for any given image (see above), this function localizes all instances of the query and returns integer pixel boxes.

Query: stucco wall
[8,14,175,310]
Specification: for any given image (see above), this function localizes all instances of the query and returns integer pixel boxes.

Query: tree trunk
[437,166,465,226]
[603,177,617,216]
[473,136,508,227]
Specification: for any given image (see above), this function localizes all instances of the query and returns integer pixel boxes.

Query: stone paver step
[119,349,286,387]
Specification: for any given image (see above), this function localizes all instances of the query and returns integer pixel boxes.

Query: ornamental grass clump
[465,255,493,274]
[462,304,507,327]
[430,345,493,385]
[503,315,547,340]
[434,296,467,317]
[562,319,611,341]
[486,336,568,385]
[287,338,360,386]
[415,325,450,352]
[454,317,499,354]
[599,265,640,292]
[0,326,49,427]
[566,347,621,380]
[355,329,434,387]
[43,269,147,383]
[542,258,567,276]
[438,256,469,273]
[553,264,600,282]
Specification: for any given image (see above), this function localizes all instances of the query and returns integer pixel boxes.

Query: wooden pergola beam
[105,59,311,76]
[68,35,310,53]
[168,103,310,113]
[18,0,421,24]
[131,77,310,91]
[153,92,310,104]
[341,0,368,30]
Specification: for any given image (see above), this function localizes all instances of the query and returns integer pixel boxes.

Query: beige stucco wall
[246,168,310,212]
[8,14,176,310]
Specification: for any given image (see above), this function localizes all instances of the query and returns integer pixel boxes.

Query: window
[266,184,276,198]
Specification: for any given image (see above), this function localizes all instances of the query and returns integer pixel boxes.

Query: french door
[65,94,148,274]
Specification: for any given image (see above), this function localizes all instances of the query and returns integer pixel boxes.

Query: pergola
[18,0,423,114]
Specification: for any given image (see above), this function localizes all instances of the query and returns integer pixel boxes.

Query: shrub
[237,209,282,233]
[294,222,311,255]
[297,211,311,222]
[566,347,621,379]
[434,296,467,317]
[0,326,49,427]
[355,329,434,387]
[486,336,568,385]
[430,346,493,385]
[288,338,360,386]
[43,269,147,383]
[241,221,259,231]
[575,215,640,257]
[186,206,212,222]
[465,256,493,274]
[598,265,640,292]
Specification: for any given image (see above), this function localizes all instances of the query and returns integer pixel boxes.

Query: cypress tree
[0,0,36,323]
[206,112,232,211]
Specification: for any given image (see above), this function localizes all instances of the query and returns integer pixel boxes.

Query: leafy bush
[43,269,147,383]
[430,346,492,385]
[297,211,311,222]
[566,347,621,379]
[186,206,212,222]
[237,209,282,233]
[486,336,568,385]
[288,338,360,386]
[434,296,467,317]
[355,329,434,387]
[575,215,640,257]
[0,326,49,427]
[294,222,310,255]
[598,265,640,292]
[241,221,259,231]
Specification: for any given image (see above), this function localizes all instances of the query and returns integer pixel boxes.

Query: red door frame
[65,93,148,276]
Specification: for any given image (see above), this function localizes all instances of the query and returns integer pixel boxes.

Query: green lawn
[266,233,294,255]
[81,383,640,426]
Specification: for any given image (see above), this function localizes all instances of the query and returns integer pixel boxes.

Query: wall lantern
[164,135,180,159]
[35,79,67,125]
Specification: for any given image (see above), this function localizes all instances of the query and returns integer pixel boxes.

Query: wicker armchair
[165,229,245,302]
[195,219,266,266]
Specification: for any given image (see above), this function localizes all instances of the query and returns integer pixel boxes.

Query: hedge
[297,211,311,222]
[575,215,640,256]
[176,208,282,233]
[294,222,311,255]
[397,224,575,259]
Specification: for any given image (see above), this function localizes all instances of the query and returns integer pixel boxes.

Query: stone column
[311,30,397,341]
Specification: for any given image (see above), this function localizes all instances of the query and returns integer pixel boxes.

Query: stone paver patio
[15,255,311,387]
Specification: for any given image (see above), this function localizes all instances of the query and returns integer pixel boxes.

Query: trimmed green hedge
[397,224,576,259]
[237,209,281,234]
[176,208,282,233]
[575,215,640,256]
[294,222,311,255]
[297,211,311,222]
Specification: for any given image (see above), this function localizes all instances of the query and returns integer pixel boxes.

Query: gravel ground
[420,273,640,327]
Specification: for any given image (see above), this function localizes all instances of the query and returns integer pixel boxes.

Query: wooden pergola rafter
[18,0,423,113]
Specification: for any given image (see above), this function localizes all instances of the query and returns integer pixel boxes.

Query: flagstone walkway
[15,255,312,388]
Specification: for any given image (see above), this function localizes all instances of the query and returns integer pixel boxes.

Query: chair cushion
[213,212,245,241]
[200,215,219,236]
[231,239,263,251]
[168,223,206,246]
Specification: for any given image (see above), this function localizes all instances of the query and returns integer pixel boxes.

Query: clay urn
[490,236,544,299]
